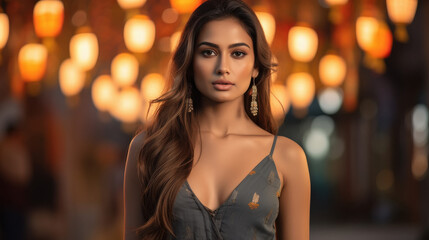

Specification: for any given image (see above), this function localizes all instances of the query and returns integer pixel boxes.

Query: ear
[252,68,259,79]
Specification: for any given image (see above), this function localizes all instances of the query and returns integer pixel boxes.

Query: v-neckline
[185,154,271,213]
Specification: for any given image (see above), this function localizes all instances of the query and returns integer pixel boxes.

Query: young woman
[124,0,310,239]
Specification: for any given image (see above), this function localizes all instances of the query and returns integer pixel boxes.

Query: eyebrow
[196,41,251,49]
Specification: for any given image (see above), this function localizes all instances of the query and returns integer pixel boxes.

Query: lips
[212,79,234,91]
[213,79,233,85]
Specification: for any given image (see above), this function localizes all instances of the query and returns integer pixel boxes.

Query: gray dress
[170,136,281,240]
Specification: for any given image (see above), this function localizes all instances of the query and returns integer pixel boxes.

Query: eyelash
[200,49,247,58]
[232,51,246,58]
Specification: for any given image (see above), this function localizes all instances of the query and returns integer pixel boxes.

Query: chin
[203,93,244,104]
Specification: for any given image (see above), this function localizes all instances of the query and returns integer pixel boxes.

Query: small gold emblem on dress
[248,192,260,210]
[249,170,256,175]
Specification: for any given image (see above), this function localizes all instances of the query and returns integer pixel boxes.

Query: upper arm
[275,137,311,240]
[124,131,146,240]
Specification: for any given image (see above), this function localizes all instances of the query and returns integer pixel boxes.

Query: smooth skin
[124,17,310,240]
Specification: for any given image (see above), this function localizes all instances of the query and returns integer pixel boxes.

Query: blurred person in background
[124,0,310,239]
[0,122,31,240]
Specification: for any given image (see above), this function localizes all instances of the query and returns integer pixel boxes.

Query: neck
[197,97,250,137]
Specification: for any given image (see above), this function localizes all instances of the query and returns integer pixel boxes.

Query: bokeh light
[0,13,9,49]
[110,87,142,123]
[318,87,343,114]
[59,59,86,97]
[319,54,346,87]
[18,43,48,82]
[33,0,64,38]
[117,0,146,10]
[70,32,99,71]
[92,75,118,112]
[124,15,155,53]
[111,53,139,88]
[288,26,318,62]
[287,72,315,109]
[304,128,330,160]
[255,11,276,46]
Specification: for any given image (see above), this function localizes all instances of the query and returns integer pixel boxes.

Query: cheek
[193,57,210,80]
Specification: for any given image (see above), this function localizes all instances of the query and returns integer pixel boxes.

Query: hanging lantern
[255,12,276,46]
[325,0,348,6]
[140,73,165,101]
[18,43,48,82]
[288,26,318,62]
[70,32,99,71]
[124,15,155,53]
[59,59,86,96]
[92,75,118,112]
[386,0,417,42]
[367,21,392,58]
[270,84,290,121]
[356,16,379,52]
[319,54,347,87]
[33,0,64,38]
[117,0,147,10]
[169,0,201,14]
[110,87,142,123]
[111,53,139,87]
[0,13,9,49]
[287,72,315,109]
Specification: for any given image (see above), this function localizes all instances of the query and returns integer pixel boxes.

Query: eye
[201,49,217,57]
[232,51,247,58]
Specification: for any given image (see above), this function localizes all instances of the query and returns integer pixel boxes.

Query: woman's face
[193,17,258,104]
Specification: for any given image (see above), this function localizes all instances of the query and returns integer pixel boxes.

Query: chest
[186,138,273,211]
[171,159,281,240]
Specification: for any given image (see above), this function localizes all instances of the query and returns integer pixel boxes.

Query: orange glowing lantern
[356,16,379,52]
[288,26,318,62]
[271,84,290,121]
[18,43,48,82]
[287,72,315,109]
[255,12,276,46]
[70,32,99,71]
[110,87,142,123]
[33,0,64,38]
[124,15,155,53]
[0,13,9,49]
[59,59,86,96]
[386,0,417,42]
[111,53,139,87]
[169,0,201,14]
[325,0,348,6]
[140,73,165,101]
[117,0,147,10]
[367,22,392,58]
[92,75,118,112]
[319,54,347,87]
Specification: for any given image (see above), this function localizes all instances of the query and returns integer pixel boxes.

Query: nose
[216,54,230,75]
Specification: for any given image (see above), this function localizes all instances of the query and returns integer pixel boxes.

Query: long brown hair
[136,0,277,238]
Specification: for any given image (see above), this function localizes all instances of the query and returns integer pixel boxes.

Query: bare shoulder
[273,136,309,188]
[275,136,306,164]
[128,130,147,163]
[124,130,146,239]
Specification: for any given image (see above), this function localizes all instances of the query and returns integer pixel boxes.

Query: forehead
[196,17,253,47]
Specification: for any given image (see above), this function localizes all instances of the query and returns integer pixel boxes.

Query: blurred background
[0,0,428,239]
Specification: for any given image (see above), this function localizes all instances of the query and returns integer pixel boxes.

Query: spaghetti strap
[269,135,278,156]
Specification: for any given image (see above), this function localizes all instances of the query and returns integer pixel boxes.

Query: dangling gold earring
[186,97,194,112]
[250,77,258,116]
[186,96,193,112]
